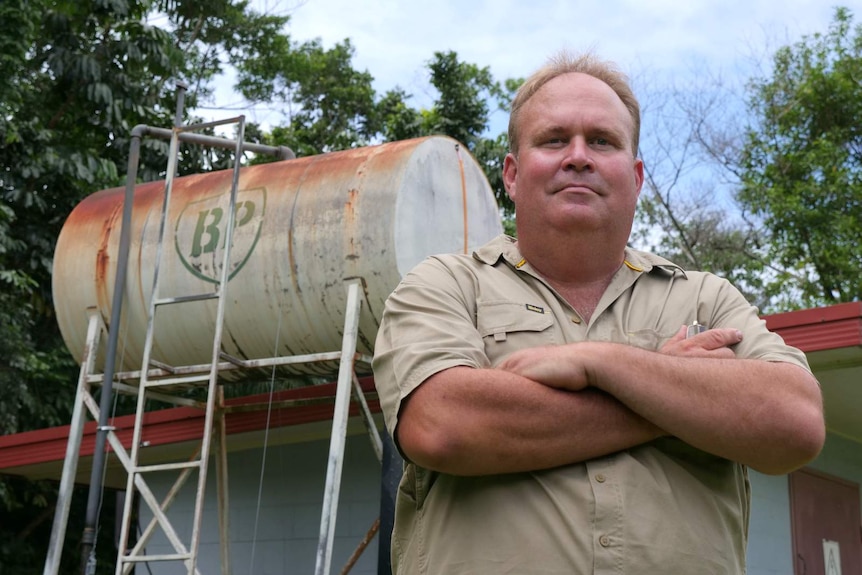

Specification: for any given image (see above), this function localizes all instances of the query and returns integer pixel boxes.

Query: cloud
[204,0,841,127]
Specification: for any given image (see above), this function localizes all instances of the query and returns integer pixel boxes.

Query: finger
[659,326,688,354]
[679,329,742,356]
[663,325,688,347]
[697,328,743,348]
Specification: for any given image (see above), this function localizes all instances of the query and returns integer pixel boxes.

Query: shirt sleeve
[700,273,812,372]
[372,255,491,438]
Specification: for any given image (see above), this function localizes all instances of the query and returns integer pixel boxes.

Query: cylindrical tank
[53,136,503,377]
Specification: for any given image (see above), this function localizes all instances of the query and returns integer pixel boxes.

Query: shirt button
[571,316,582,324]
[599,535,611,547]
[595,473,606,483]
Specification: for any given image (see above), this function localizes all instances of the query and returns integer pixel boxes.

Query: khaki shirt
[373,235,810,575]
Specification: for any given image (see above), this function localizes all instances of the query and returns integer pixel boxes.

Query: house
[749,301,862,575]
[1,301,859,574]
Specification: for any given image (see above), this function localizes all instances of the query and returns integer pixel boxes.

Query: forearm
[587,343,825,474]
[397,366,662,476]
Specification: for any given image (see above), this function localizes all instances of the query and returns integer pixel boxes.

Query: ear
[633,157,644,199]
[503,153,518,202]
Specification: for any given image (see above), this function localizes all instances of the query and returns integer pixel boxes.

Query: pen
[686,321,707,338]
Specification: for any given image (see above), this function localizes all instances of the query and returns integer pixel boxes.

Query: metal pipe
[339,518,380,575]
[142,125,295,160]
[79,124,143,575]
[314,280,363,575]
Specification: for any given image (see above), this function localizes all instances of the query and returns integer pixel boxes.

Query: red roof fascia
[764,301,862,352]
[0,377,379,470]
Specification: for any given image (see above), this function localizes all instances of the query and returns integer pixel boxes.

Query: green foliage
[0,477,119,575]
[738,6,862,308]
[236,35,380,156]
[634,193,771,309]
[423,51,493,146]
[281,39,380,155]
[376,88,424,142]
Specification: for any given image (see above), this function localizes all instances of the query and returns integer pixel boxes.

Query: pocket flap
[476,300,554,338]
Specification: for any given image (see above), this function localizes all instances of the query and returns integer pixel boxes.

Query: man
[372,52,825,574]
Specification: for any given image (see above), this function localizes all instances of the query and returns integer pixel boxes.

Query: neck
[516,232,625,288]
[515,233,625,323]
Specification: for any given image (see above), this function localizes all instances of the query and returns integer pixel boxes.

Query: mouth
[554,183,597,196]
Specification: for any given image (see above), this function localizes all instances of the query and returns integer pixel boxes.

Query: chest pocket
[476,300,556,366]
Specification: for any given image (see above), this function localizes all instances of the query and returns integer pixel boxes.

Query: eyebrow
[531,124,628,145]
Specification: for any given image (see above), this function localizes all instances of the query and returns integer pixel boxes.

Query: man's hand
[498,344,591,390]
[660,325,743,359]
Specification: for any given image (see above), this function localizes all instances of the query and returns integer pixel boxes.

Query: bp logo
[174,187,266,283]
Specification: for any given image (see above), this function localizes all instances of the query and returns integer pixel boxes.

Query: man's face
[503,72,644,240]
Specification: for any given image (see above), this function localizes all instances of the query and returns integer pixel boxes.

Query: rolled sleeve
[372,256,489,437]
[700,274,812,372]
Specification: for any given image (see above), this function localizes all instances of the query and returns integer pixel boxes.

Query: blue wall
[141,432,382,575]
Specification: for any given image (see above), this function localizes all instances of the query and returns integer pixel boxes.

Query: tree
[737,6,862,308]
[631,9,862,312]
[236,36,382,157]
[631,67,774,308]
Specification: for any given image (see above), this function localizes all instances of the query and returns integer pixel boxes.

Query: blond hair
[508,51,640,157]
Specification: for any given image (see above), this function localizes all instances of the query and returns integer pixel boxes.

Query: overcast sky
[204,0,845,130]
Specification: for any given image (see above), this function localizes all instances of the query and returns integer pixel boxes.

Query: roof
[763,302,862,445]
[763,301,862,353]
[0,377,380,488]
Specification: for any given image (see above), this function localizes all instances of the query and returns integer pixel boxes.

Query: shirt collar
[621,247,687,278]
[472,234,687,278]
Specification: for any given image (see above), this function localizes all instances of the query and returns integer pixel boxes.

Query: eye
[543,136,567,147]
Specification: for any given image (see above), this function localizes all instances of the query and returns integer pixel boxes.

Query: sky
[203,0,847,131]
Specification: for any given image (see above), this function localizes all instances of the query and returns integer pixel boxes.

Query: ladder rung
[144,374,212,387]
[134,460,202,473]
[154,292,219,306]
[148,359,178,374]
[121,552,193,562]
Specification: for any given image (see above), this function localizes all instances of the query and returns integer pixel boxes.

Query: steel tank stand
[43,115,384,574]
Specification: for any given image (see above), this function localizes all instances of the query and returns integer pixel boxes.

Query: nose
[562,138,593,172]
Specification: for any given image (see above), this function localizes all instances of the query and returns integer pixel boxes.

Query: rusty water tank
[53,136,503,376]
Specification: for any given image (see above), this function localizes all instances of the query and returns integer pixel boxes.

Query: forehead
[521,72,633,134]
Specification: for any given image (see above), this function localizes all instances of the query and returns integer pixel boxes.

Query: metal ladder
[113,115,248,575]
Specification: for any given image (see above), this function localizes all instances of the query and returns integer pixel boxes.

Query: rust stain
[345,187,359,222]
[344,187,360,266]
[93,201,123,320]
